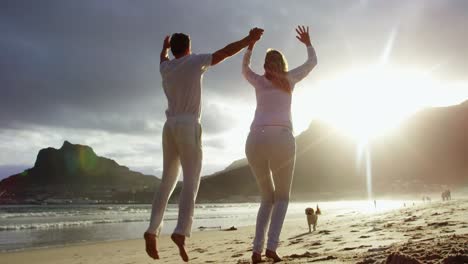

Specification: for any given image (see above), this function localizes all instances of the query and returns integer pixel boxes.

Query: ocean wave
[195,204,254,209]
[0,218,147,231]
[0,211,83,219]
[0,208,150,219]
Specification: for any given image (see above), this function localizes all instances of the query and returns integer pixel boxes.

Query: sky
[1,0,468,179]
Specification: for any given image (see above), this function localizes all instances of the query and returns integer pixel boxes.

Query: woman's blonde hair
[264,49,291,93]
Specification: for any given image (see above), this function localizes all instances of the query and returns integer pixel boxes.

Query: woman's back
[252,79,293,129]
[242,46,317,130]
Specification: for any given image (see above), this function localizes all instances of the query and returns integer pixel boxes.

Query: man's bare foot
[251,252,262,264]
[144,232,159,259]
[171,233,189,262]
[266,249,282,262]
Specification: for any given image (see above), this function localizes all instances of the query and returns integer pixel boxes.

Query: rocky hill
[0,141,160,203]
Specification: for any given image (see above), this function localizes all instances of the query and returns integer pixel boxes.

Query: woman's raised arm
[288,26,318,84]
[242,40,262,86]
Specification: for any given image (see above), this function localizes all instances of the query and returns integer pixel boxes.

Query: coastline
[1,199,467,263]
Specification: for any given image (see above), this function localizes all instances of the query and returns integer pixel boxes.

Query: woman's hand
[295,25,311,47]
[247,40,257,50]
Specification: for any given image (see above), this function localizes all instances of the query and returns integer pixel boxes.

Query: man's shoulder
[190,53,212,61]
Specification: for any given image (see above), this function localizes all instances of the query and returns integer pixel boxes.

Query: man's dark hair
[170,33,190,56]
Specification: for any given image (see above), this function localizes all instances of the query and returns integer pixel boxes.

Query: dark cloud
[1,0,467,173]
[2,1,467,130]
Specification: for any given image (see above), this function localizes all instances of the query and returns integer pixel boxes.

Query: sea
[0,200,410,252]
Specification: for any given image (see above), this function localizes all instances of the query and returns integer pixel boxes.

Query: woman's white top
[242,45,317,130]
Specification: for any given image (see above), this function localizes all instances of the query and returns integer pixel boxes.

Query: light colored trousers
[146,115,202,237]
[246,126,296,253]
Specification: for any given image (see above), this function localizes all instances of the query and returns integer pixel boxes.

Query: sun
[293,65,436,143]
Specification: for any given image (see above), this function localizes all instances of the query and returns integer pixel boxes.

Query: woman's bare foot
[171,233,189,262]
[266,249,282,262]
[251,252,262,264]
[143,232,159,259]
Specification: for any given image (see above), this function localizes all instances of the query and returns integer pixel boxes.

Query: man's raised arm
[211,28,264,66]
[160,35,170,64]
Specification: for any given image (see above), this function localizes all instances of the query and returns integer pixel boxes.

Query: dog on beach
[305,205,320,233]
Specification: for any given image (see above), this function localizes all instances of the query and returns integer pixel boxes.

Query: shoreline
[0,199,416,252]
[1,199,466,263]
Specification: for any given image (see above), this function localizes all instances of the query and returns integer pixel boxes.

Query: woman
[242,25,317,263]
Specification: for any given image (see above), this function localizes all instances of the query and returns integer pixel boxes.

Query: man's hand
[163,35,171,50]
[211,27,263,66]
[247,28,264,51]
[295,25,311,46]
[248,27,264,42]
[160,35,171,64]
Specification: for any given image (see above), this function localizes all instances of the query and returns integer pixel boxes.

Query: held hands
[248,27,264,43]
[163,35,171,50]
[295,25,311,46]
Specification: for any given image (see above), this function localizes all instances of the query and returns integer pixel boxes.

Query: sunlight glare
[311,66,435,142]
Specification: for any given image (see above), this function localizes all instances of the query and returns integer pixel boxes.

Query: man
[144,28,264,262]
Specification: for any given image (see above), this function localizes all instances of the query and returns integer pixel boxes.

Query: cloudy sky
[1,0,468,179]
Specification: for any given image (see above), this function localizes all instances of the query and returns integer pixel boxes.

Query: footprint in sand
[286,251,320,259]
[232,239,245,244]
[309,255,338,262]
[427,221,449,227]
[367,246,391,252]
[231,253,243,258]
[194,248,208,253]
[342,247,357,251]
[318,230,332,235]
[404,215,417,222]
[359,235,371,239]
[368,227,382,232]
[358,245,372,249]
[440,229,455,233]
[288,238,303,245]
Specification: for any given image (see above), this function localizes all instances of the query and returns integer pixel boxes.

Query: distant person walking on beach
[441,189,451,201]
[242,25,317,263]
[305,207,318,232]
[144,28,264,262]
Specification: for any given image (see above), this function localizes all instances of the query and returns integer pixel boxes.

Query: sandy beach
[1,199,467,264]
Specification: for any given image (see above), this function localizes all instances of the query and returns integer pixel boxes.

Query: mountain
[2,102,468,204]
[196,101,468,202]
[0,141,160,203]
